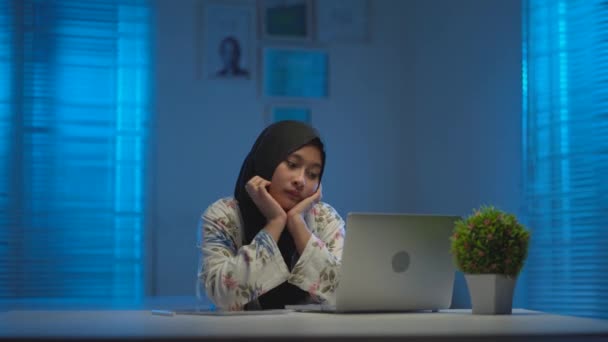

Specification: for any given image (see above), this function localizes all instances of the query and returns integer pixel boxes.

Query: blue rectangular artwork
[263,48,328,98]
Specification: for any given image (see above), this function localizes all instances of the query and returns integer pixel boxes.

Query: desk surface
[1,309,608,341]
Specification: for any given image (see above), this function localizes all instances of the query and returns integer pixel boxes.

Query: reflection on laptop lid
[290,213,458,313]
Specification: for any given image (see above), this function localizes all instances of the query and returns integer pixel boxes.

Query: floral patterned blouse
[197,197,345,311]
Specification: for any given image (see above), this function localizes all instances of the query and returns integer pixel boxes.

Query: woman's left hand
[286,185,321,253]
[287,184,322,219]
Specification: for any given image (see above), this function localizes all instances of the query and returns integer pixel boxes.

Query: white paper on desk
[285,304,334,312]
[173,309,293,316]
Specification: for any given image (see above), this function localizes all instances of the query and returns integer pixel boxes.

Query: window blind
[523,0,608,319]
[0,0,14,297]
[1,0,151,301]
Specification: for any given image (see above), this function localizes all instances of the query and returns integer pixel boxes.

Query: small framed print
[316,0,370,43]
[259,0,313,42]
[265,104,312,125]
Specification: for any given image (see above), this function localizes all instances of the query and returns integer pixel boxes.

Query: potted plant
[450,206,531,314]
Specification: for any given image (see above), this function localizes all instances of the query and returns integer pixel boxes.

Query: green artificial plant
[450,206,531,278]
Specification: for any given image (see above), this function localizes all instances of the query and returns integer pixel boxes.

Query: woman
[197,121,345,311]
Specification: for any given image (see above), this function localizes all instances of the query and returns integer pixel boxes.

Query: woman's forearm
[286,214,312,255]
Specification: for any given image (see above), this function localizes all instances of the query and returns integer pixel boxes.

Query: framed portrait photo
[259,0,313,41]
[200,2,255,80]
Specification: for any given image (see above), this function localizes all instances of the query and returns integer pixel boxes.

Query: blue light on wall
[1,0,152,302]
[523,0,608,319]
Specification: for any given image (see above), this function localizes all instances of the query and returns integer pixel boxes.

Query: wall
[408,0,523,307]
[153,0,522,308]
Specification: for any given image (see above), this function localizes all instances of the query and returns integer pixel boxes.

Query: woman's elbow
[201,274,245,311]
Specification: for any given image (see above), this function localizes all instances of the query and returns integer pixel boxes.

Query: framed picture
[316,0,370,43]
[262,47,328,98]
[199,2,255,80]
[259,0,313,41]
[265,104,312,125]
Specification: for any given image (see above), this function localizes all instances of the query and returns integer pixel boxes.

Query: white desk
[1,309,608,341]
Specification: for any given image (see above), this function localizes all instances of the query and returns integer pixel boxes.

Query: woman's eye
[307,172,319,180]
[286,161,297,169]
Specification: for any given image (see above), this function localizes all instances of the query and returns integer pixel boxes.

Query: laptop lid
[335,213,458,312]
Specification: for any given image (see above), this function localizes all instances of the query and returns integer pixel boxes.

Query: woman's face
[268,145,322,210]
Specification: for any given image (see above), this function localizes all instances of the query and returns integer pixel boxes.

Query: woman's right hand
[245,176,287,225]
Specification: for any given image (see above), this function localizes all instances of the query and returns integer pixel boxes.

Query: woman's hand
[287,184,322,219]
[245,176,287,225]
[285,185,321,254]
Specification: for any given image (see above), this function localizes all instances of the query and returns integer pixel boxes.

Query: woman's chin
[277,198,296,211]
[280,203,294,211]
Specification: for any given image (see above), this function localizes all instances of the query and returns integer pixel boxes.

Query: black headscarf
[234,121,326,309]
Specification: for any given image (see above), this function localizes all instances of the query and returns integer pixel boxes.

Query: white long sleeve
[197,198,345,310]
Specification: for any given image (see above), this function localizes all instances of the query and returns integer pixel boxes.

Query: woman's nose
[293,171,306,188]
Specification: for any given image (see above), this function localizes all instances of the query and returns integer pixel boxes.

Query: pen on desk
[151,309,175,317]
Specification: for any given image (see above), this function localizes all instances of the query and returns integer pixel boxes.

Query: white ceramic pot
[465,274,516,315]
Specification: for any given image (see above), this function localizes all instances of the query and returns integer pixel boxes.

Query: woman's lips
[285,190,301,201]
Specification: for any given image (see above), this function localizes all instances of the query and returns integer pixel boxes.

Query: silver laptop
[288,213,458,313]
